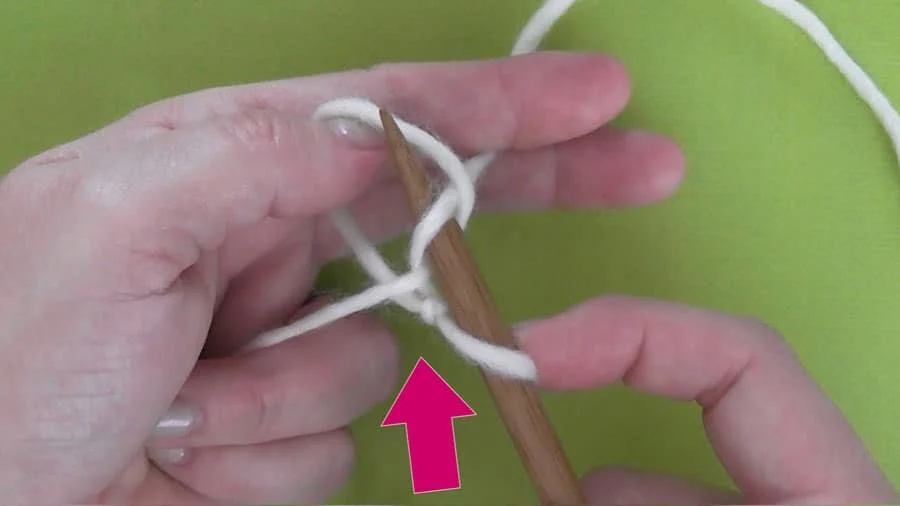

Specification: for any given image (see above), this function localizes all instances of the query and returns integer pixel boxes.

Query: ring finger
[148,309,399,449]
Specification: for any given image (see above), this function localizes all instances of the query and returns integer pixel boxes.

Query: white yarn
[243,99,536,379]
[243,0,900,381]
[511,0,579,56]
[760,0,900,162]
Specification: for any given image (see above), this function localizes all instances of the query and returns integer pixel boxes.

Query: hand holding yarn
[0,0,898,504]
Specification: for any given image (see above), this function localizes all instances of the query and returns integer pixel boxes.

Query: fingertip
[620,130,686,204]
[516,296,646,390]
[554,128,686,209]
[573,51,632,129]
[310,427,357,500]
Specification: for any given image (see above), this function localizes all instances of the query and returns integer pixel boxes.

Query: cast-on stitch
[243,0,900,381]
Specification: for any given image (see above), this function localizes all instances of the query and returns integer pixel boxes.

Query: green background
[2,0,899,503]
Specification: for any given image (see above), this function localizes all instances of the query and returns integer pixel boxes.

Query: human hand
[0,52,686,505]
[516,296,899,504]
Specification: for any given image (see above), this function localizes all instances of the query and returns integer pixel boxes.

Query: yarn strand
[760,0,900,162]
[243,0,900,381]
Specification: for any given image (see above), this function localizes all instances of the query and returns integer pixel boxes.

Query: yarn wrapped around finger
[243,0,900,382]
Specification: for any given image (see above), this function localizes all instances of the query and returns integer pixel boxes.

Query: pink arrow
[381,356,476,494]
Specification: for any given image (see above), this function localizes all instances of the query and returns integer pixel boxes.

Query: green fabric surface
[2,1,899,503]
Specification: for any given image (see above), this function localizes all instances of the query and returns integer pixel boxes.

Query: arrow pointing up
[381,356,476,494]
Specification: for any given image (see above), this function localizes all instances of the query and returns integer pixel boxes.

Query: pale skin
[0,52,895,505]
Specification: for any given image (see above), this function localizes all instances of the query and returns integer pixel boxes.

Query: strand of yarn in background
[243,0,900,381]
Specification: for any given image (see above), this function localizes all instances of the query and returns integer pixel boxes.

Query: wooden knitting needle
[378,108,586,506]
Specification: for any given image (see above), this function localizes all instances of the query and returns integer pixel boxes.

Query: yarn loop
[244,0,900,382]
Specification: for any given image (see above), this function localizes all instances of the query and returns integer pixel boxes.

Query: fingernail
[325,117,384,148]
[153,398,200,439]
[148,447,189,465]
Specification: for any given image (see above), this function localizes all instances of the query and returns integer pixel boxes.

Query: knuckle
[2,155,187,299]
[65,173,190,297]
[233,371,284,437]
[24,146,82,167]
[123,96,184,130]
[489,62,522,147]
[221,110,289,152]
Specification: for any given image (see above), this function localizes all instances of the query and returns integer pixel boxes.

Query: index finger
[119,52,631,153]
[517,295,897,504]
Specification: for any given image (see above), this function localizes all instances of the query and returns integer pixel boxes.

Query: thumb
[582,466,741,505]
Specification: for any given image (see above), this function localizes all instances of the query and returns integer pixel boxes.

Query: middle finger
[312,126,685,264]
